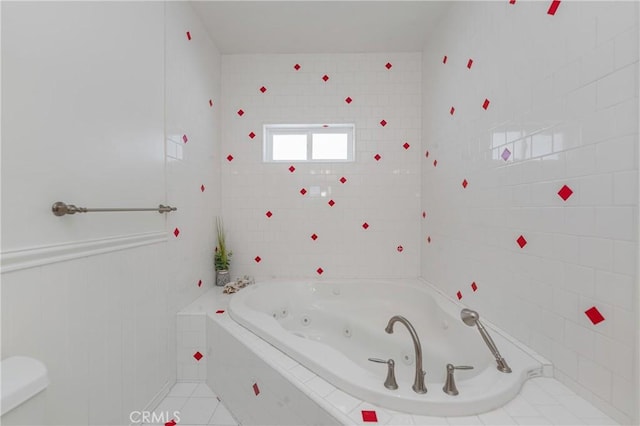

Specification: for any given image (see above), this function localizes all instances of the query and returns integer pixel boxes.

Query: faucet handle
[443,364,474,396]
[368,358,398,390]
[451,365,473,370]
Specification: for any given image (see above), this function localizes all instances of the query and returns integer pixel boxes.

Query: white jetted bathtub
[228,279,548,417]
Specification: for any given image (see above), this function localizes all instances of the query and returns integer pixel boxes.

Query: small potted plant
[214,217,232,286]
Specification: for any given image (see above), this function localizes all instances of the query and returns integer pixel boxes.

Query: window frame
[263,123,355,163]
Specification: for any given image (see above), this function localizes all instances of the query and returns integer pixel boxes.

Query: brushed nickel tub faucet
[385,315,427,394]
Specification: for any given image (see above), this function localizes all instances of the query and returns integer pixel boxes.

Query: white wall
[1,2,165,250]
[420,1,638,424]
[220,53,421,279]
[1,2,221,424]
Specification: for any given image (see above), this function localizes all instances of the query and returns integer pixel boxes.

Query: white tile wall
[177,314,207,381]
[220,53,421,279]
[164,0,222,384]
[420,1,638,424]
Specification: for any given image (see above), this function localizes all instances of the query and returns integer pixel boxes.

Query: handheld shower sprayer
[460,308,511,373]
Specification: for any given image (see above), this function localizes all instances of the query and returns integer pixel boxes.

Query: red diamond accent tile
[585,306,605,325]
[266,211,273,218]
[237,109,244,116]
[322,124,329,127]
[253,383,260,396]
[517,235,527,248]
[201,184,205,192]
[443,55,448,64]
[226,154,234,162]
[425,150,430,158]
[558,185,573,201]
[193,351,203,361]
[328,199,335,207]
[397,245,403,252]
[186,31,191,41]
[209,99,213,107]
[182,134,188,143]
[462,179,468,188]
[311,233,318,241]
[322,74,329,82]
[450,106,455,115]
[362,410,378,422]
[248,131,256,139]
[482,99,491,110]
[294,63,301,70]
[300,188,307,195]
[380,119,387,127]
[427,236,431,243]
[467,59,474,69]
[385,62,392,70]
[166,420,177,426]
[316,267,324,275]
[173,228,180,238]
[403,142,410,150]
[339,176,347,184]
[215,310,225,314]
[422,211,426,218]
[254,256,261,263]
[345,96,353,104]
[547,0,561,15]
[457,291,462,300]
[471,282,478,292]
[433,160,438,167]
[362,222,369,230]
[509,0,516,4]
[259,86,267,93]
[374,154,381,161]
[198,280,202,287]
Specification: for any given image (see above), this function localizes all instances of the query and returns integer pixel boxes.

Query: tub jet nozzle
[460,309,511,373]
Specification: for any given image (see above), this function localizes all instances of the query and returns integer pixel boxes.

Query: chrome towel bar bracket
[51,201,177,216]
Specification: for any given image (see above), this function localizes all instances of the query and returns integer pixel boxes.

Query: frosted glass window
[273,134,307,160]
[263,124,354,162]
[312,133,348,160]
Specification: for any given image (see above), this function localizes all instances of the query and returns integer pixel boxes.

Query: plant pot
[216,269,230,287]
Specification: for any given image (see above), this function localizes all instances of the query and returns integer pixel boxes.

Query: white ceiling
[190,1,452,54]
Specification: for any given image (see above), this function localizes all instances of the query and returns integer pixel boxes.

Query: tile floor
[148,378,619,425]
[144,382,237,426]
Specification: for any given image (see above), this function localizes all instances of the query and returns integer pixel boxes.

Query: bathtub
[228,279,547,417]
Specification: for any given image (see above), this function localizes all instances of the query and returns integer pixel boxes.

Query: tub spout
[385,315,427,394]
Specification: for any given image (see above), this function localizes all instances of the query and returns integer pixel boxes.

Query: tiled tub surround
[228,279,547,417]
[177,314,208,382]
[178,286,618,425]
[220,53,422,280]
[420,1,639,423]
